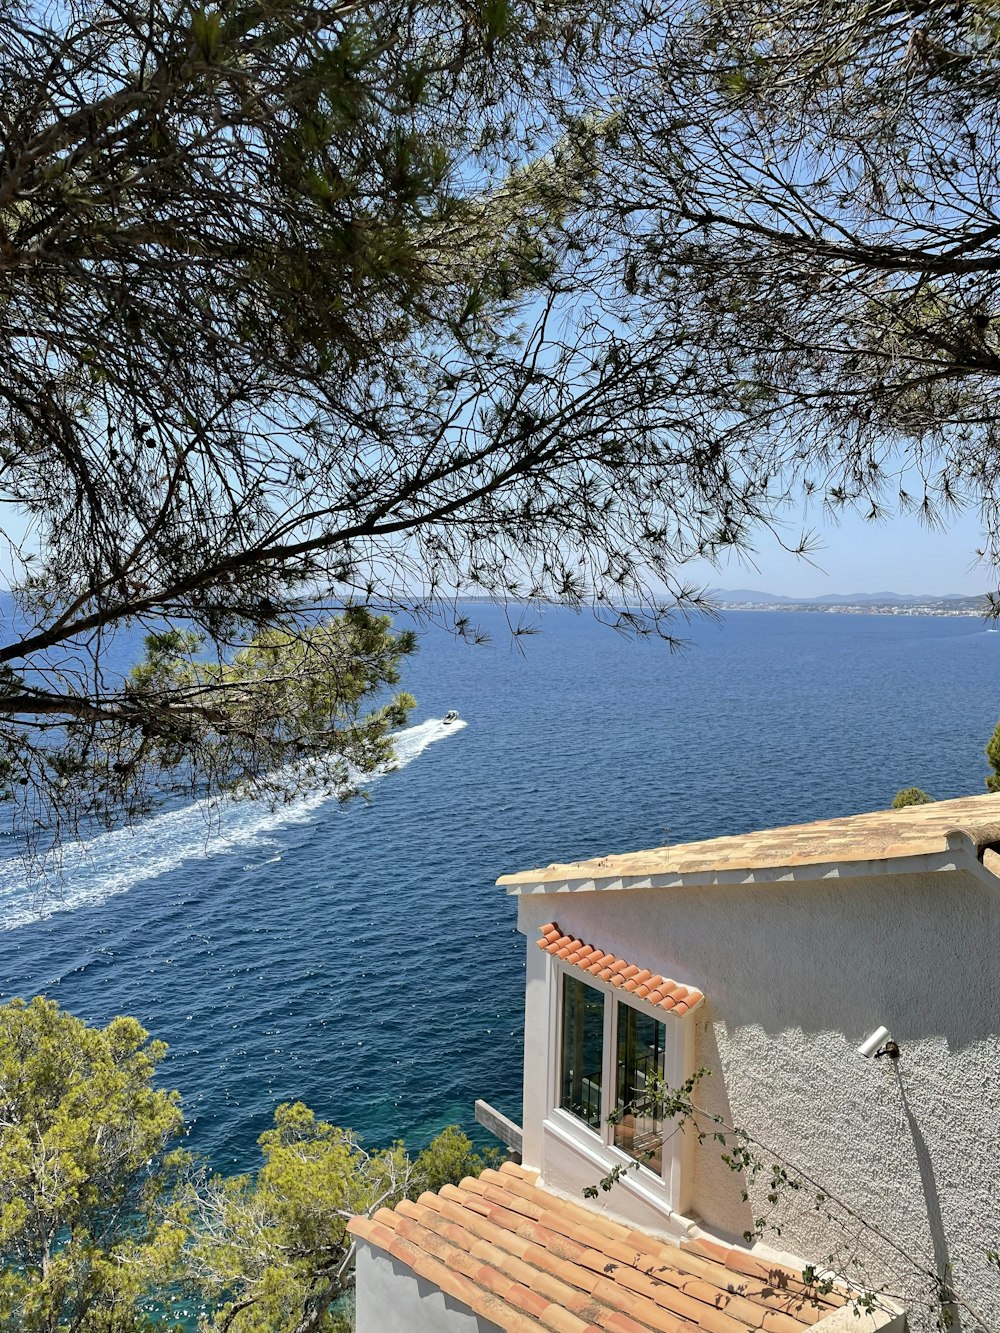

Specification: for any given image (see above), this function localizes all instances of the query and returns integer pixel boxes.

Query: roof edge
[500,848,977,894]
[945,820,1000,857]
[538,921,704,1015]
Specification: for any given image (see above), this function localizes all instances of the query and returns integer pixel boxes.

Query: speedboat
[442,710,460,725]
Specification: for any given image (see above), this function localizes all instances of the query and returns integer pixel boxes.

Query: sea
[0,606,997,1176]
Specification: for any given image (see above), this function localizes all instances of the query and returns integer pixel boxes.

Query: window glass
[614,1002,667,1174]
[560,975,604,1130]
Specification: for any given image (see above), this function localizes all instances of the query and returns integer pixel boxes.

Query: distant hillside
[712,588,988,616]
[709,588,794,604]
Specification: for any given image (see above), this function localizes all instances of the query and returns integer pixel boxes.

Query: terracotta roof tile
[498,792,1000,890]
[537,924,704,1017]
[349,1162,849,1332]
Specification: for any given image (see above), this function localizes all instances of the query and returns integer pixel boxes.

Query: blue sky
[688,500,990,597]
[1,493,992,601]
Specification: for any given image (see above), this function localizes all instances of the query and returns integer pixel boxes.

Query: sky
[1,492,993,602]
[685,499,991,598]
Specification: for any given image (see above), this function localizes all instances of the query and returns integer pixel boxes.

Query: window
[558,973,672,1170]
[613,1002,668,1175]
[545,930,698,1214]
[559,974,604,1130]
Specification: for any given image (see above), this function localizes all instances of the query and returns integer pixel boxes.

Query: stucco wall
[354,1240,503,1333]
[516,868,1000,1329]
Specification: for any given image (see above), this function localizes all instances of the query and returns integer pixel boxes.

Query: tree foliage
[5,0,1000,838]
[2,607,417,841]
[182,1102,407,1333]
[0,0,750,840]
[986,720,1000,793]
[0,997,187,1333]
[892,786,935,807]
[408,1123,503,1199]
[597,0,1000,560]
[0,999,500,1333]
[180,1111,499,1333]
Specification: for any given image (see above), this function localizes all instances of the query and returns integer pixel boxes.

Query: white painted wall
[516,868,1000,1331]
[354,1240,503,1333]
[521,929,550,1173]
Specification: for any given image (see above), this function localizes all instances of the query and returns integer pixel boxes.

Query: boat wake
[0,717,466,931]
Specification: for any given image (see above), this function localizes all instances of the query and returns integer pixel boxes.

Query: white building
[351,793,1000,1332]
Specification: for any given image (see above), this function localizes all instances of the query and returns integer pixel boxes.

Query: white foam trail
[0,717,466,930]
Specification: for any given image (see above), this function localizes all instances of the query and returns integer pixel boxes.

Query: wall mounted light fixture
[858,1026,900,1059]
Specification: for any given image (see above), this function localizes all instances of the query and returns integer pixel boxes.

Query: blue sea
[0,607,997,1175]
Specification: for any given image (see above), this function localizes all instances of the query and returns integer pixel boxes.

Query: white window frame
[546,958,694,1215]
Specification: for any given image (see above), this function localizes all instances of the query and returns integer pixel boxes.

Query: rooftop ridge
[498,793,1000,891]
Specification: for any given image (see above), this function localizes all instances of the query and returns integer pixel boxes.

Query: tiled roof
[349,1161,850,1332]
[498,793,1000,891]
[538,922,705,1017]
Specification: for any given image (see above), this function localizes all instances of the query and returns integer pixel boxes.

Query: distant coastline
[712,590,989,618]
[448,590,992,619]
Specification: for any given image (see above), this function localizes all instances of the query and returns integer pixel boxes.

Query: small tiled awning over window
[349,1162,850,1333]
[538,923,705,1017]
